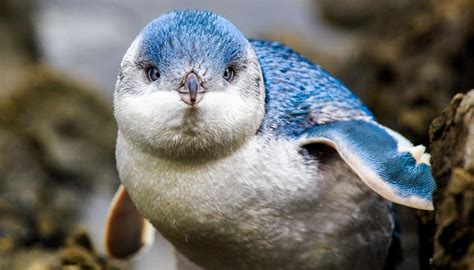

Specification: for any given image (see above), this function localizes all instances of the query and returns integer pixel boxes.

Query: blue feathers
[253,40,374,138]
[307,120,435,208]
[138,11,248,77]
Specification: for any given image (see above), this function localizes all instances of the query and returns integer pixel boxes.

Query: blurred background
[0,0,472,269]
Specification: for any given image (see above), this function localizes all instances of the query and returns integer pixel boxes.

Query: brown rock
[428,90,474,270]
[59,229,130,270]
[0,66,122,269]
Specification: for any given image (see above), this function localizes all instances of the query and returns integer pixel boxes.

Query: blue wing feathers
[252,40,435,209]
[308,121,435,202]
[251,40,373,138]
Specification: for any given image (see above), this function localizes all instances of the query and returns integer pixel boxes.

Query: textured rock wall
[428,90,474,270]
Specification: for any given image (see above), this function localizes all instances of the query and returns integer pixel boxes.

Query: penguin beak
[178,72,205,106]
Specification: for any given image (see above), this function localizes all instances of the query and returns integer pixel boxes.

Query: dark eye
[223,67,234,82]
[147,67,160,81]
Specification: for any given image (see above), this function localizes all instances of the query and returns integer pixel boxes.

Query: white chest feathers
[116,133,318,223]
[115,132,392,269]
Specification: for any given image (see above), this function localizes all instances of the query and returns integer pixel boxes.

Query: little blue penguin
[104,10,435,270]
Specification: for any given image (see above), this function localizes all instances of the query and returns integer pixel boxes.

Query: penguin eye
[223,67,234,82]
[147,67,160,81]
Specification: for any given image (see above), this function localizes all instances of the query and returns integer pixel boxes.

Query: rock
[0,249,61,270]
[0,66,122,269]
[59,229,130,270]
[0,229,130,270]
[0,67,118,191]
[428,90,474,269]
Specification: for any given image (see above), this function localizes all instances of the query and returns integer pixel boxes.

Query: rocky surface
[3,229,129,270]
[428,90,474,270]
[0,67,125,269]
